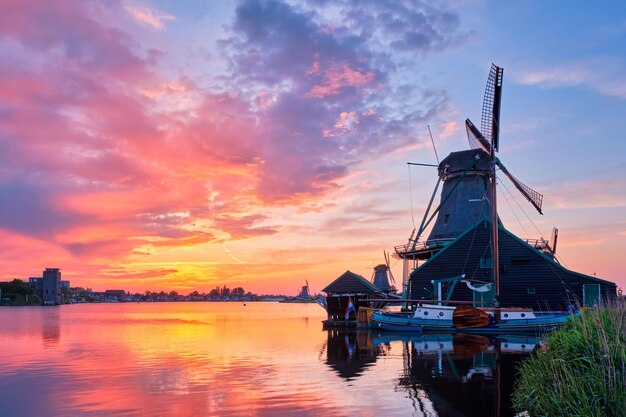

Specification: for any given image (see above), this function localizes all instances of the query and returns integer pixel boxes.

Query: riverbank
[513,302,625,417]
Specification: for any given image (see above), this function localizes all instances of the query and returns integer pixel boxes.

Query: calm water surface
[0,303,536,416]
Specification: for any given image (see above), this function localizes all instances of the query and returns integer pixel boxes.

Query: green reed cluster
[513,302,626,417]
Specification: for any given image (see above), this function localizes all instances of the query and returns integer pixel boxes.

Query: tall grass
[513,302,626,417]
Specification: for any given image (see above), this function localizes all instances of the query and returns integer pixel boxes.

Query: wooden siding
[409,219,616,310]
[326,295,367,321]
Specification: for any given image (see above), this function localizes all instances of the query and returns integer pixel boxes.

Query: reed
[512,301,626,417]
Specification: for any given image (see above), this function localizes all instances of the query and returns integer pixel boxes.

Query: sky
[1,0,625,294]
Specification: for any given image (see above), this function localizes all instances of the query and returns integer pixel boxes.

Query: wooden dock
[322,319,357,328]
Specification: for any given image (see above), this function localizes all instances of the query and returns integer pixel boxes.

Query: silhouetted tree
[0,279,41,305]
[221,286,231,297]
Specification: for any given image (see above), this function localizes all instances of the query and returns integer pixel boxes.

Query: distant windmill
[371,251,397,294]
[299,280,311,298]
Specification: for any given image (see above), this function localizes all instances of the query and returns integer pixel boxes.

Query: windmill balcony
[521,237,553,254]
[394,238,455,260]
[395,236,551,260]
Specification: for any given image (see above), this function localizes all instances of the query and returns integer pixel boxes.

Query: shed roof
[322,270,380,294]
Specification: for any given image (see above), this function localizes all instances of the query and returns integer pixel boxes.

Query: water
[0,303,536,416]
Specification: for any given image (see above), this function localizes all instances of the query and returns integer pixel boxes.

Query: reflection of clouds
[0,304,437,416]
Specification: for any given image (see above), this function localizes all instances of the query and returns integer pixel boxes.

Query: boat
[370,303,577,333]
[370,64,588,334]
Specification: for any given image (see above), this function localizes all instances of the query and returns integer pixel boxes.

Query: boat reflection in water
[324,329,541,417]
[324,328,390,380]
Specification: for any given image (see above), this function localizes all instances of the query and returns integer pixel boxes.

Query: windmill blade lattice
[481,64,504,151]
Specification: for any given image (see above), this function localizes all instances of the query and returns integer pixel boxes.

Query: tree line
[0,279,41,305]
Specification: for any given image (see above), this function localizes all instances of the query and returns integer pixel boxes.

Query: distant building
[28,277,43,296]
[103,290,127,302]
[29,268,63,305]
[43,268,62,305]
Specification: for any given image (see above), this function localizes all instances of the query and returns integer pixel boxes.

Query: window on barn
[480,258,493,269]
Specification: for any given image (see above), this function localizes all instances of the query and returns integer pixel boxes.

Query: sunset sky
[1,0,625,294]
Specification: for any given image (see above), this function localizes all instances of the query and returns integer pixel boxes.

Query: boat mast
[489,65,503,307]
[491,140,499,306]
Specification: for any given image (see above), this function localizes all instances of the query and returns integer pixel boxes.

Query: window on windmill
[527,285,536,295]
[444,214,450,224]
[480,257,493,268]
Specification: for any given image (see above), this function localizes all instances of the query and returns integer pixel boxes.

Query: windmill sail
[496,160,543,214]
[465,119,492,154]
[481,64,504,151]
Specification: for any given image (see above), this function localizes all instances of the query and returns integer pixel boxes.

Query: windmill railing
[522,237,550,250]
[394,238,455,258]
[394,236,549,257]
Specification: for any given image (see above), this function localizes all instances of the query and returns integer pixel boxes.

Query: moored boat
[370,303,578,333]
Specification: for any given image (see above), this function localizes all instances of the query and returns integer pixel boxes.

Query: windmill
[300,280,311,298]
[466,64,543,216]
[394,64,546,301]
[371,251,397,294]
[402,65,543,246]
[384,63,617,314]
[464,64,544,299]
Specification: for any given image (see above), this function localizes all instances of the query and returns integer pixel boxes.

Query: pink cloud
[546,177,626,209]
[123,3,175,30]
[0,0,465,291]
[306,62,376,98]
[515,59,626,100]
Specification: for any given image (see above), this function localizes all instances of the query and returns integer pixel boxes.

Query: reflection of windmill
[371,251,397,294]
[395,64,548,295]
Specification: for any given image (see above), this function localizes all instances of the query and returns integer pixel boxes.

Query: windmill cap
[439,149,491,176]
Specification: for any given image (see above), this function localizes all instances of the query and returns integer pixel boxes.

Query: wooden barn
[407,218,616,309]
[321,270,382,324]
